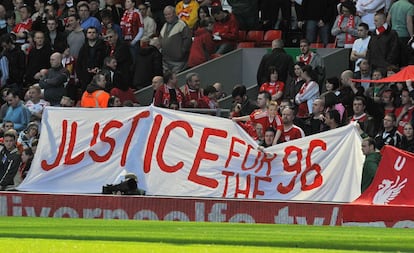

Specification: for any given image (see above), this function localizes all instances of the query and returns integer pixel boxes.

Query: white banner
[17,106,364,202]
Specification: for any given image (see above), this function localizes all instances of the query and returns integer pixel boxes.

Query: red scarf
[337,14,356,44]
[120,9,142,41]
[299,52,313,65]
[376,25,386,35]
[184,84,203,101]
[297,82,310,118]
[162,84,184,108]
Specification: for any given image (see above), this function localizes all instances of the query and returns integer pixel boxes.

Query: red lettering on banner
[64,121,84,165]
[225,137,245,168]
[255,153,277,176]
[242,145,262,171]
[221,170,235,197]
[42,111,151,171]
[143,114,162,173]
[235,174,251,198]
[121,111,150,166]
[278,146,302,194]
[89,121,123,162]
[221,171,271,198]
[157,121,194,173]
[253,176,272,198]
[301,139,326,191]
[41,120,68,171]
[90,123,99,146]
[189,128,228,188]
[277,140,327,194]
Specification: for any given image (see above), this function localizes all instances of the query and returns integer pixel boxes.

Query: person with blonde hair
[234,100,283,145]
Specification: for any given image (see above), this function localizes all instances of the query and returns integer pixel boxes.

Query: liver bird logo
[372,176,408,205]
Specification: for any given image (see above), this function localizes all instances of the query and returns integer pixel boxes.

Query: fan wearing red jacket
[211,6,239,54]
[188,18,216,68]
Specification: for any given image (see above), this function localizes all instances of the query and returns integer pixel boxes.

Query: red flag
[353,145,414,205]
[352,65,414,83]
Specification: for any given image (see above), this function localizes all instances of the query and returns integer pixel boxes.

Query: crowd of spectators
[0,0,413,192]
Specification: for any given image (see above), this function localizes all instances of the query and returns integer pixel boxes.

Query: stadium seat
[238,30,247,41]
[326,43,336,48]
[259,30,282,47]
[310,43,337,48]
[237,42,255,48]
[264,30,282,41]
[246,30,264,44]
[310,43,325,48]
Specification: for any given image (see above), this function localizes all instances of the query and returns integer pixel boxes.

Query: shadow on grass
[0,232,409,252]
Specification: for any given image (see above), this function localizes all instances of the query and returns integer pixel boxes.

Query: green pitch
[0,217,413,252]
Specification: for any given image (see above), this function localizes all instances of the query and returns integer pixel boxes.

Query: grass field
[1,217,414,252]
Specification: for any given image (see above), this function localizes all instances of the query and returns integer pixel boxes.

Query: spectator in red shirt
[12,5,32,44]
[259,66,285,104]
[198,85,218,110]
[211,6,238,55]
[154,70,186,109]
[182,72,203,108]
[188,17,215,68]
[280,106,305,143]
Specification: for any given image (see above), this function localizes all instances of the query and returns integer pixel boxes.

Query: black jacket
[111,40,133,86]
[0,145,21,189]
[4,46,25,87]
[25,45,53,85]
[133,45,163,90]
[256,48,294,85]
[76,39,108,91]
[367,27,400,69]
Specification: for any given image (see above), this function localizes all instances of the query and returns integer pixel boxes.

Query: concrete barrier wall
[135,47,350,107]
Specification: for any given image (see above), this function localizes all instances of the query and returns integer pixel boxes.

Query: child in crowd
[18,122,39,149]
[108,96,122,107]
[233,101,283,145]
[198,85,218,110]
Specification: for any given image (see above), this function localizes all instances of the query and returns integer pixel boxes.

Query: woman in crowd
[108,96,123,107]
[399,122,414,153]
[259,66,285,104]
[322,91,346,124]
[331,1,361,48]
[324,76,340,95]
[187,17,215,68]
[284,62,305,106]
[193,5,210,31]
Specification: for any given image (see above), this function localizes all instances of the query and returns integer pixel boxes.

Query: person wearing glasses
[100,9,122,38]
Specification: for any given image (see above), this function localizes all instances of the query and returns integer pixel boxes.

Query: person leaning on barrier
[361,137,381,193]
[0,130,21,190]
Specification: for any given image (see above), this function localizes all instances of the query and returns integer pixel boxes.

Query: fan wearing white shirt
[350,22,370,72]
